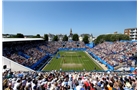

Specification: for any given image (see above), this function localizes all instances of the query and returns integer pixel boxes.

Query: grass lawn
[42,51,103,71]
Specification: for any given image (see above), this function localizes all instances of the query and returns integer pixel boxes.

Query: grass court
[42,51,103,71]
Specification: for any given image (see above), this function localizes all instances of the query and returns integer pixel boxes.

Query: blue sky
[2,1,137,37]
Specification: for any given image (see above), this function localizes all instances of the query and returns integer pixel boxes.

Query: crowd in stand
[3,41,47,67]
[24,48,46,61]
[87,41,137,67]
[3,40,137,69]
[2,69,137,90]
[3,41,86,68]
[9,53,27,65]
[2,41,137,90]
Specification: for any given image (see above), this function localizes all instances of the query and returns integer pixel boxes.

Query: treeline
[3,33,130,45]
[4,33,42,38]
[52,34,89,44]
[8,33,25,38]
[3,33,90,44]
[94,34,130,45]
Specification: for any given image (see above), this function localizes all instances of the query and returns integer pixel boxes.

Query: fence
[58,48,86,51]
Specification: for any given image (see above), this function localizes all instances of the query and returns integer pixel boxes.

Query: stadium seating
[87,41,137,68]
[3,41,137,71]
[2,40,137,90]
[2,69,137,90]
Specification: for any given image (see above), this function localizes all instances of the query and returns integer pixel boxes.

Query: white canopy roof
[2,38,44,42]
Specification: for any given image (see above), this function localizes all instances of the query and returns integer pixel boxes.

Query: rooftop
[125,28,137,30]
[2,38,44,42]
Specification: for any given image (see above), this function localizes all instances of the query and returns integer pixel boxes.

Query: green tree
[110,34,117,42]
[123,34,130,40]
[53,35,58,41]
[118,34,130,41]
[115,34,120,41]
[104,34,112,41]
[94,34,131,45]
[72,34,79,41]
[16,33,24,38]
[36,34,41,38]
[94,34,105,45]
[62,35,68,41]
[83,35,89,44]
[32,34,41,38]
[44,34,48,41]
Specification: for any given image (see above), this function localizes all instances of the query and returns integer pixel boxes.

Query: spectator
[2,70,137,90]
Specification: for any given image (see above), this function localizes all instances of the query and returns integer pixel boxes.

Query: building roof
[80,34,92,37]
[48,33,55,38]
[2,38,44,42]
[125,28,137,30]
[56,34,65,38]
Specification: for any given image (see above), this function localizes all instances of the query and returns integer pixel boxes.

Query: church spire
[70,28,72,35]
